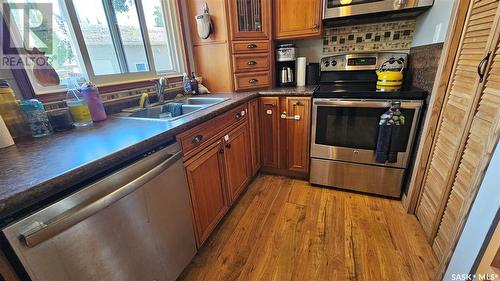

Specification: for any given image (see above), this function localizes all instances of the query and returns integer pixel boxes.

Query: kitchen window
[3,0,186,94]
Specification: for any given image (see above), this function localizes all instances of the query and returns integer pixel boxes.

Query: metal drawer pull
[266,110,273,115]
[235,112,242,120]
[477,52,491,83]
[249,79,258,84]
[247,60,257,66]
[192,135,203,144]
[20,151,182,248]
[281,113,301,121]
[247,43,257,49]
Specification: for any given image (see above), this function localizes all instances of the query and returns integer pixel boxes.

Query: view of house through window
[6,0,87,89]
[3,0,185,93]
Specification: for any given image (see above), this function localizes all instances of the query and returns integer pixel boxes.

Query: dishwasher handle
[20,149,182,248]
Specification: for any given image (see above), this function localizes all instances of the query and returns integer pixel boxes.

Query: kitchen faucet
[155,76,169,103]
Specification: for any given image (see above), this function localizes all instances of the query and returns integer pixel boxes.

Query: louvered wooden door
[432,32,500,262]
[416,0,500,242]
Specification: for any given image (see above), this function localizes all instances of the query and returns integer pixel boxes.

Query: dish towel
[376,103,406,164]
[164,103,183,117]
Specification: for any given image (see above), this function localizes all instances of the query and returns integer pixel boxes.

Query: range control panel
[321,52,408,72]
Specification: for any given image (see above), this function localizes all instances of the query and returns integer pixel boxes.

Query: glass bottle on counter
[80,82,107,122]
[19,99,53,138]
[66,88,93,127]
[0,81,30,138]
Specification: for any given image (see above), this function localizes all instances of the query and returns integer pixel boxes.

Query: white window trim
[6,0,188,95]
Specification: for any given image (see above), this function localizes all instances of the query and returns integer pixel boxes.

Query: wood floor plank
[178,175,438,281]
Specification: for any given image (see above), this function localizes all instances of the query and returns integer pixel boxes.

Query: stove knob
[331,60,337,66]
[324,61,330,67]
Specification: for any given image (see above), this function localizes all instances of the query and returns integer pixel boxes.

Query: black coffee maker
[276,44,297,87]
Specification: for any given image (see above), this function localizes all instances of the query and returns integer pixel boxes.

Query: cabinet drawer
[179,104,248,158]
[234,72,271,91]
[233,53,270,73]
[232,41,270,53]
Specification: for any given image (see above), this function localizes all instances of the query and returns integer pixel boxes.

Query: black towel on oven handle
[376,125,406,164]
[376,125,392,164]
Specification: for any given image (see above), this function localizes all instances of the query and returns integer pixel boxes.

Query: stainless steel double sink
[118,97,229,121]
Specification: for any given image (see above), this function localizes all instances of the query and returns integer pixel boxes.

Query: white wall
[444,144,500,280]
[412,0,455,47]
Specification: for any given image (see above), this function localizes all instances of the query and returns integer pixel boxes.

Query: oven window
[327,0,383,8]
[315,106,415,151]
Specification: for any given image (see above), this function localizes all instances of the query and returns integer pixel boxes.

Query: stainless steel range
[310,52,425,198]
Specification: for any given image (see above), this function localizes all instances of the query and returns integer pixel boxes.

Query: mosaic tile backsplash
[323,20,416,54]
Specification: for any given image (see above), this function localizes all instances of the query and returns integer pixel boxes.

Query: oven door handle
[313,100,423,109]
[314,100,392,108]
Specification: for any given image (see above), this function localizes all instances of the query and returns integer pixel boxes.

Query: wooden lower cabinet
[183,108,255,247]
[260,96,312,177]
[248,99,261,176]
[185,141,228,247]
[284,97,311,174]
[223,123,251,204]
[260,97,280,169]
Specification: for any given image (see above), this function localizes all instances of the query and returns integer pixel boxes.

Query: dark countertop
[0,85,322,222]
[0,92,259,222]
[258,85,315,96]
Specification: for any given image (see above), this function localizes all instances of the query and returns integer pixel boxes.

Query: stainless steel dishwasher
[2,141,196,281]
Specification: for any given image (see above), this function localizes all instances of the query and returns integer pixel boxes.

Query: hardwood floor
[178,175,438,281]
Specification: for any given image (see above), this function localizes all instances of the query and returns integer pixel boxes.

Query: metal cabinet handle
[247,43,257,49]
[226,143,232,149]
[20,150,182,248]
[247,60,257,66]
[280,113,301,120]
[477,52,492,83]
[313,24,320,29]
[192,135,203,144]
[249,79,258,84]
[235,112,242,120]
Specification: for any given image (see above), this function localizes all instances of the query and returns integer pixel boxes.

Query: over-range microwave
[324,0,434,20]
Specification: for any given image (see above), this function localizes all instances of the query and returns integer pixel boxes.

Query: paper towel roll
[296,57,307,87]
[0,115,14,149]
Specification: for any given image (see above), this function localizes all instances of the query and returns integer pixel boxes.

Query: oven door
[324,0,434,19]
[311,99,422,168]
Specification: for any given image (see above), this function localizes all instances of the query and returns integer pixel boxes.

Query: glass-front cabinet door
[228,0,270,40]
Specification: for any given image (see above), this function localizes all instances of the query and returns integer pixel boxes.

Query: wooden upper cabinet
[184,141,228,247]
[227,0,271,40]
[260,97,280,169]
[223,123,251,204]
[284,97,311,174]
[274,0,322,40]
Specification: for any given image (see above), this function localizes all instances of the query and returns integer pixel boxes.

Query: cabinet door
[260,97,280,169]
[224,123,251,204]
[275,0,322,40]
[248,99,261,176]
[284,97,311,174]
[228,0,271,40]
[185,141,228,247]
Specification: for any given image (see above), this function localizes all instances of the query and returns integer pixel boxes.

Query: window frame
[5,0,188,95]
